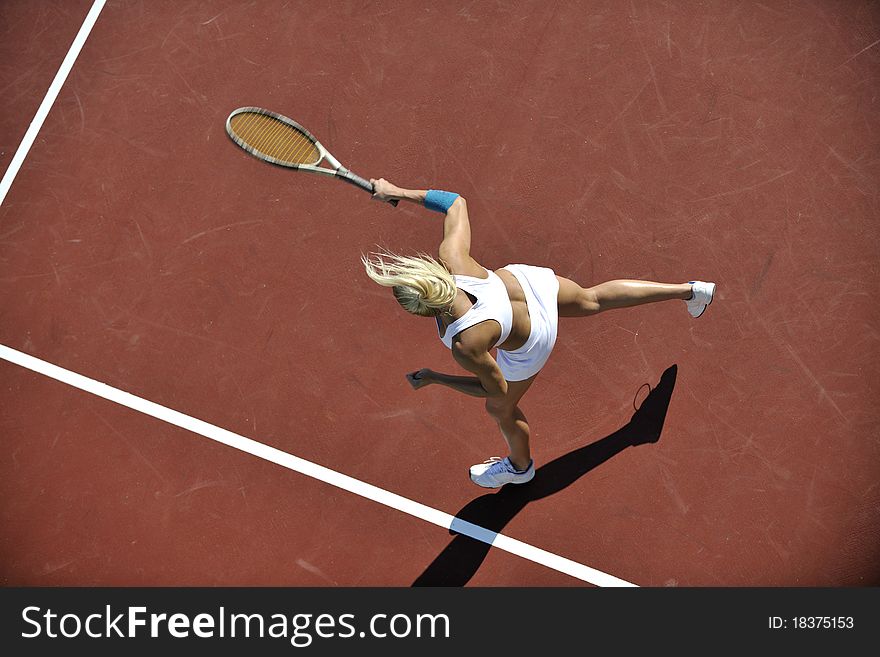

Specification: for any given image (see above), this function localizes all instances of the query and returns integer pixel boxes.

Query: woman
[363,179,715,488]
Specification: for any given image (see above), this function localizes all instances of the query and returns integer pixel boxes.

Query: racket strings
[230,112,320,165]
[237,114,281,152]
[238,114,306,161]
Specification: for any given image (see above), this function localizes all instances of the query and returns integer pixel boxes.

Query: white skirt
[496,264,560,381]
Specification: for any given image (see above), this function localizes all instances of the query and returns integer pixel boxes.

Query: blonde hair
[362,250,457,317]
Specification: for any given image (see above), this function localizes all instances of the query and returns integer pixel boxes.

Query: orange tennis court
[1,0,878,587]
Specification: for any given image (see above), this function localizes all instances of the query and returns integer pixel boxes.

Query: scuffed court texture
[1,0,878,586]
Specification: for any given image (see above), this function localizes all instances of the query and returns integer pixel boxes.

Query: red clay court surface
[1,0,878,587]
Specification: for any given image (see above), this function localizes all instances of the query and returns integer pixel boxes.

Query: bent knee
[484,398,514,420]
[579,288,602,315]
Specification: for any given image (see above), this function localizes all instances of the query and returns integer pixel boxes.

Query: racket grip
[340,170,398,206]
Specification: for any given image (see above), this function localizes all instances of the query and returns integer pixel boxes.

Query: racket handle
[339,170,398,206]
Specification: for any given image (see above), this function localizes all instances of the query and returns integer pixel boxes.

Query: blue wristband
[424,189,459,213]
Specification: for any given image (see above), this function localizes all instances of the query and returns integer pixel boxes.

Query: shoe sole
[469,476,503,489]
[468,471,535,488]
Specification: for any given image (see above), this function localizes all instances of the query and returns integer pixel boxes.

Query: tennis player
[363,179,715,488]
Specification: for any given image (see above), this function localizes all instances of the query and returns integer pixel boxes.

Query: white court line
[0,0,107,207]
[0,0,635,587]
[0,343,637,587]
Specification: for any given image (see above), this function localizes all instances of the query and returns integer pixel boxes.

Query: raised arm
[370,178,480,275]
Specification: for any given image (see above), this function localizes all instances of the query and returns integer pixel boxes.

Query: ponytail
[362,250,456,317]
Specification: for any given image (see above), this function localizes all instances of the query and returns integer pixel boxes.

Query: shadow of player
[412,364,678,586]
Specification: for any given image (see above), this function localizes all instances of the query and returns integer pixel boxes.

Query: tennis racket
[225,107,396,206]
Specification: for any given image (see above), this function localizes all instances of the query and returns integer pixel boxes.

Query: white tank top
[437,268,513,349]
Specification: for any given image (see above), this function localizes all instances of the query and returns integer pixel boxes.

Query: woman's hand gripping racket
[225,107,397,206]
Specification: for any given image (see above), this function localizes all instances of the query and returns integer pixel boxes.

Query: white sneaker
[685,281,716,318]
[469,457,535,488]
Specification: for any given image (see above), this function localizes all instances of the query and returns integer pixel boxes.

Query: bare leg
[557,277,692,317]
[484,375,538,471]
[492,407,531,470]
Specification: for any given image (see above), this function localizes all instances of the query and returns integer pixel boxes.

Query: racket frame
[226,107,393,203]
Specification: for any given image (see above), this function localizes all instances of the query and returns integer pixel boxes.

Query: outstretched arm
[370,178,429,206]
[407,369,490,398]
[406,343,508,399]
[370,178,479,275]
